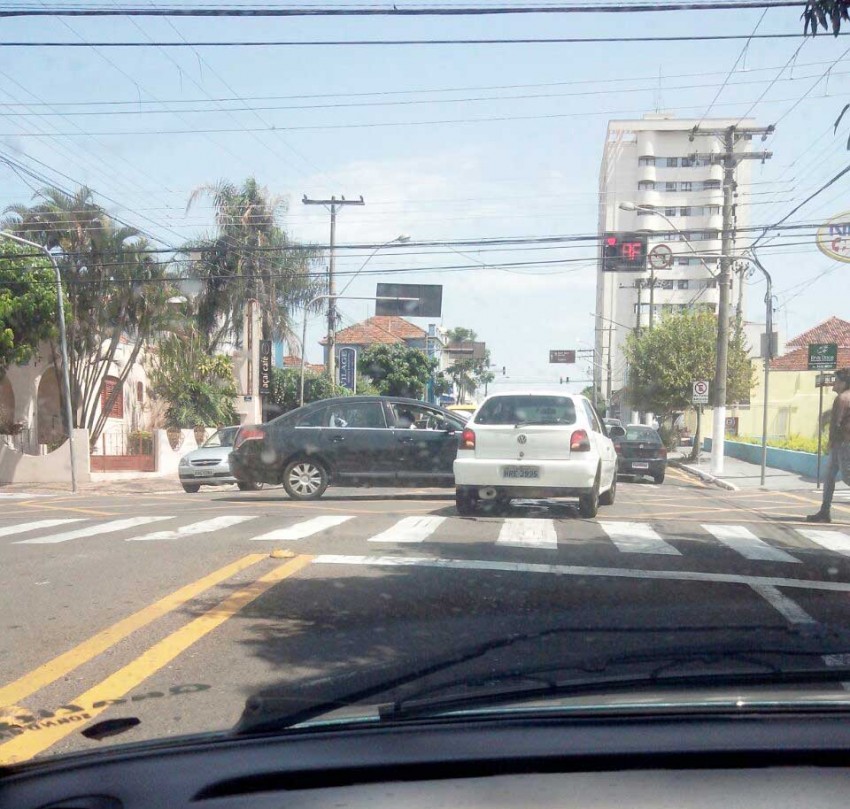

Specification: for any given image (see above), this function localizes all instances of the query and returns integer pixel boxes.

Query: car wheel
[599,466,617,505]
[283,458,329,500]
[455,487,478,516]
[182,483,200,493]
[237,481,264,491]
[578,473,600,518]
[653,472,665,485]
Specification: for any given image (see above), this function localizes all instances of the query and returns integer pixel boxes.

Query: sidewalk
[678,448,849,495]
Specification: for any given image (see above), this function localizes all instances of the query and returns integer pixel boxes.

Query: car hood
[181,446,231,463]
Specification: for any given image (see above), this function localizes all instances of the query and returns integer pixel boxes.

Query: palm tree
[184,178,323,353]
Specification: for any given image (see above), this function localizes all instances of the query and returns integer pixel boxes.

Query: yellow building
[725,316,850,441]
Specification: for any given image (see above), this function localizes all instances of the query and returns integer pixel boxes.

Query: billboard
[338,347,357,392]
[258,340,272,395]
[816,212,850,263]
[375,284,443,317]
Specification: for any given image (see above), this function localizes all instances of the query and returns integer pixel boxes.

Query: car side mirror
[609,426,626,439]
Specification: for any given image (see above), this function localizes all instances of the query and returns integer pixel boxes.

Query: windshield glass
[475,396,577,425]
[3,0,850,770]
[203,428,237,449]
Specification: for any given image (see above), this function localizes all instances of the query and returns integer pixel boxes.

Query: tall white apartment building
[595,113,758,418]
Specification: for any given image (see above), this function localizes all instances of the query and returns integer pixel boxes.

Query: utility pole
[689,124,773,476]
[635,279,643,334]
[302,195,365,384]
[648,268,656,329]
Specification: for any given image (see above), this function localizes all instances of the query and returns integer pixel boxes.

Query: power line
[1,32,838,47]
[0,3,805,19]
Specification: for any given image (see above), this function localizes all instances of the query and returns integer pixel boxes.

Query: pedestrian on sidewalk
[808,367,850,524]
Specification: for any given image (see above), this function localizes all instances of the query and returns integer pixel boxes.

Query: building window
[703,180,721,190]
[704,279,717,288]
[100,376,124,420]
[680,156,692,167]
[665,181,677,192]
[665,207,676,216]
[680,206,692,217]
[638,180,655,190]
[636,205,655,216]
[678,280,689,290]
[680,181,692,192]
[638,156,656,166]
[660,279,675,290]
[706,205,720,215]
[666,157,678,167]
[136,381,144,403]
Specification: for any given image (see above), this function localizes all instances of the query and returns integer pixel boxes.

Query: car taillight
[614,443,623,454]
[234,427,264,450]
[570,429,591,452]
[460,428,476,450]
[659,446,668,458]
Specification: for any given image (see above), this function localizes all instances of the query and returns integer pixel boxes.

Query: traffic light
[602,232,648,272]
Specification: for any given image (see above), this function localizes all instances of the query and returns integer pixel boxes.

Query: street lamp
[0,231,77,493]
[299,294,418,407]
[337,234,411,297]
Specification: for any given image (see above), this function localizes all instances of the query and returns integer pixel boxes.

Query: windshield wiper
[233,623,850,735]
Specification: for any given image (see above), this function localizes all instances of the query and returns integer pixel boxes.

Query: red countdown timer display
[602,232,648,272]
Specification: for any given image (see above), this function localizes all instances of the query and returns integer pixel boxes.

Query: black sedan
[229,396,468,499]
[613,425,668,484]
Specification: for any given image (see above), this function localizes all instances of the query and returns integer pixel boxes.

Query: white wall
[0,428,91,485]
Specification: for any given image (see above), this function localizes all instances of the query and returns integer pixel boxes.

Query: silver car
[178,427,262,493]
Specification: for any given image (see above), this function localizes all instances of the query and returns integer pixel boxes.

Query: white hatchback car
[453,392,620,517]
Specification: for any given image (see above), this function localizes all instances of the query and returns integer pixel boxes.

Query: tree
[148,332,237,429]
[184,178,323,352]
[624,311,753,457]
[0,242,57,376]
[3,186,175,446]
[360,344,437,399]
[266,367,353,417]
[444,326,493,403]
[803,1,849,35]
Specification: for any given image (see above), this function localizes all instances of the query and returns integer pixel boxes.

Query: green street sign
[808,342,838,371]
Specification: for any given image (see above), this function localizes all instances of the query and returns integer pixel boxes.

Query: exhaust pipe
[478,487,498,500]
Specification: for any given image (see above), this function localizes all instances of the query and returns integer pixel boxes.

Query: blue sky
[2,1,849,390]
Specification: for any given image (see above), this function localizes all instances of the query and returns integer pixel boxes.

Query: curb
[670,460,739,491]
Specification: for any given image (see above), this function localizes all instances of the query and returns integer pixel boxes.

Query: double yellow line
[0,552,312,765]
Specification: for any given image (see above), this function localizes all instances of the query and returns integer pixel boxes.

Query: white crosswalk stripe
[252,515,354,541]
[702,524,800,563]
[796,529,850,556]
[0,518,84,539]
[497,519,557,549]
[367,516,446,544]
[598,521,681,555]
[14,516,172,545]
[127,515,255,542]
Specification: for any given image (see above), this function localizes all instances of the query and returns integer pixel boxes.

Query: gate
[90,430,155,472]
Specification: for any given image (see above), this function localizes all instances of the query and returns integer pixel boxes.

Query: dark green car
[613,425,668,484]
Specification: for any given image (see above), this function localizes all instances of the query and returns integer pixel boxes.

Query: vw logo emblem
[517,434,528,444]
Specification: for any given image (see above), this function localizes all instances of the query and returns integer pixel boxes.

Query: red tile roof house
[320,316,429,366]
[769,316,850,372]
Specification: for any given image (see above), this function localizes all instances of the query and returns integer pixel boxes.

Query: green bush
[734,428,830,455]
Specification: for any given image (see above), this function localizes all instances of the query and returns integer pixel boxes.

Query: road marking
[702,524,800,563]
[0,554,312,765]
[598,521,681,555]
[749,584,816,624]
[497,519,557,549]
[14,516,171,545]
[797,529,850,556]
[312,554,850,594]
[127,515,255,541]
[367,515,446,543]
[0,519,85,539]
[775,490,850,515]
[0,553,267,710]
[251,515,354,541]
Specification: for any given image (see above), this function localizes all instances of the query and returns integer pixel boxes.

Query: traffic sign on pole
[692,380,710,405]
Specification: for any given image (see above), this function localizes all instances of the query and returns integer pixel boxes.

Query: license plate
[631,462,649,470]
[192,469,216,477]
[502,466,540,479]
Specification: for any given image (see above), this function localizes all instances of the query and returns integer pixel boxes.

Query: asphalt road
[2,470,850,765]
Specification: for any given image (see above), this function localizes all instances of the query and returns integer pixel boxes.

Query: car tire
[282,458,329,500]
[653,472,665,485]
[456,487,478,516]
[237,481,263,491]
[182,483,201,493]
[578,473,600,518]
[599,467,617,506]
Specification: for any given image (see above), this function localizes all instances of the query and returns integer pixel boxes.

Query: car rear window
[474,396,577,426]
[624,427,662,443]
